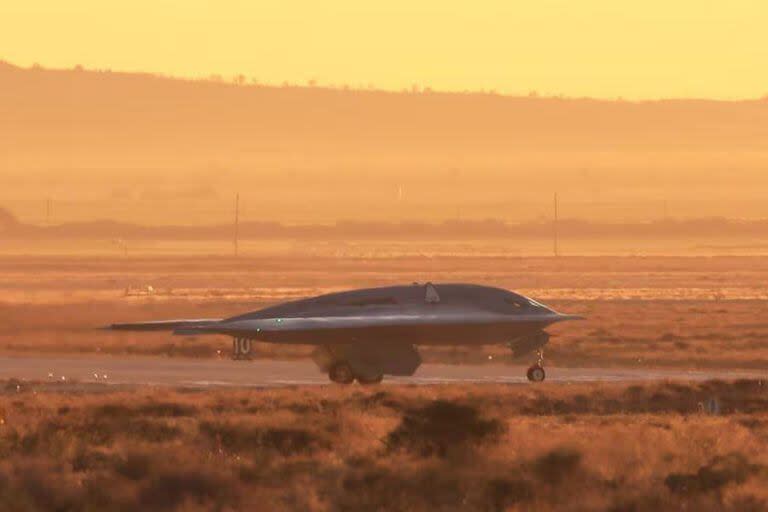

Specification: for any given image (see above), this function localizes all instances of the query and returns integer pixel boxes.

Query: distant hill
[2,61,768,225]
[4,60,767,157]
[2,205,767,242]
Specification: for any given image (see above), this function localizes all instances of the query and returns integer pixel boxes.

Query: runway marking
[182,380,237,387]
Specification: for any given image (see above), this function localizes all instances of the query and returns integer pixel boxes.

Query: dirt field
[2,253,768,511]
[1,254,767,369]
[0,379,766,511]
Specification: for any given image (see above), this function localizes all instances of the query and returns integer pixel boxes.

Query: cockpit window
[526,298,549,309]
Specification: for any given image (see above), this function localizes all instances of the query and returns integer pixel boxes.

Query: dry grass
[0,379,767,510]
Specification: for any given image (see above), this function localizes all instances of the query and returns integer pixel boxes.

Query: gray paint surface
[111,283,582,346]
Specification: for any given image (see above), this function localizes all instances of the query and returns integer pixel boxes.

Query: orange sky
[3,0,767,99]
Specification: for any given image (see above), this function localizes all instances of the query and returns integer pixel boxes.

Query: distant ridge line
[3,59,766,103]
[2,210,767,241]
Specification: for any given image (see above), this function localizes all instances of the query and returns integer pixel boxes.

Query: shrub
[485,477,534,510]
[199,421,323,456]
[114,452,154,480]
[71,448,116,472]
[665,453,762,494]
[385,400,505,457]
[137,402,197,417]
[138,469,237,510]
[337,465,464,511]
[532,447,583,484]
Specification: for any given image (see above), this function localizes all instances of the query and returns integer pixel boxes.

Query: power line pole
[553,192,559,257]
[234,193,240,257]
[46,197,52,225]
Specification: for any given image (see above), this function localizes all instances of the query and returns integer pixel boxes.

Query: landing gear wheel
[329,362,355,384]
[527,365,546,382]
[357,374,384,385]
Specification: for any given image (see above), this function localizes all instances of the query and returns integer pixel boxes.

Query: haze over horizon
[5,5,768,509]
[3,0,767,100]
[3,60,768,227]
[3,1,768,228]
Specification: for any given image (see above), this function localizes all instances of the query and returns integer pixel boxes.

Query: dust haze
[3,61,768,227]
[3,57,768,511]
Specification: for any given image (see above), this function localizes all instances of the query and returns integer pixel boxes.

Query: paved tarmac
[0,355,764,388]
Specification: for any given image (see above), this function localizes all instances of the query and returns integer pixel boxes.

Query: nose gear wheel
[526,349,546,382]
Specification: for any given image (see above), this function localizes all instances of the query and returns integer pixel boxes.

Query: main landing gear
[526,349,546,382]
[328,362,383,385]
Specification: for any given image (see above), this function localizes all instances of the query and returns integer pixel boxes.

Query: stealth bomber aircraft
[109,283,583,384]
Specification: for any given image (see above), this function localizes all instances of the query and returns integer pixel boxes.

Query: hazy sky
[3,0,766,99]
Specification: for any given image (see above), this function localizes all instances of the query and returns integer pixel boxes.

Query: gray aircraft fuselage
[109,283,582,382]
[112,282,578,346]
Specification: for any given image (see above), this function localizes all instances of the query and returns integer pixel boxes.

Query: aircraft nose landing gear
[526,349,546,382]
[527,365,546,382]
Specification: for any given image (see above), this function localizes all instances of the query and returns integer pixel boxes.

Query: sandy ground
[1,355,765,388]
[2,252,768,511]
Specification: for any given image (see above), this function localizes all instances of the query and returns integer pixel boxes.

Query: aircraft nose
[556,313,586,321]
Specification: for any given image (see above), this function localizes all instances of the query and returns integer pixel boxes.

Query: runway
[0,355,764,388]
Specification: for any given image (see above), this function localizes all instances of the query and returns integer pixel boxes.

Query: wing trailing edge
[106,319,221,331]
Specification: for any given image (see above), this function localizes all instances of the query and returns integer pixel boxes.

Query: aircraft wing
[174,312,577,344]
[107,319,222,331]
[179,312,549,333]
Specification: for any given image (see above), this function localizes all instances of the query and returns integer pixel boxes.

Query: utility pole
[553,192,559,257]
[234,193,240,257]
[46,197,52,225]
